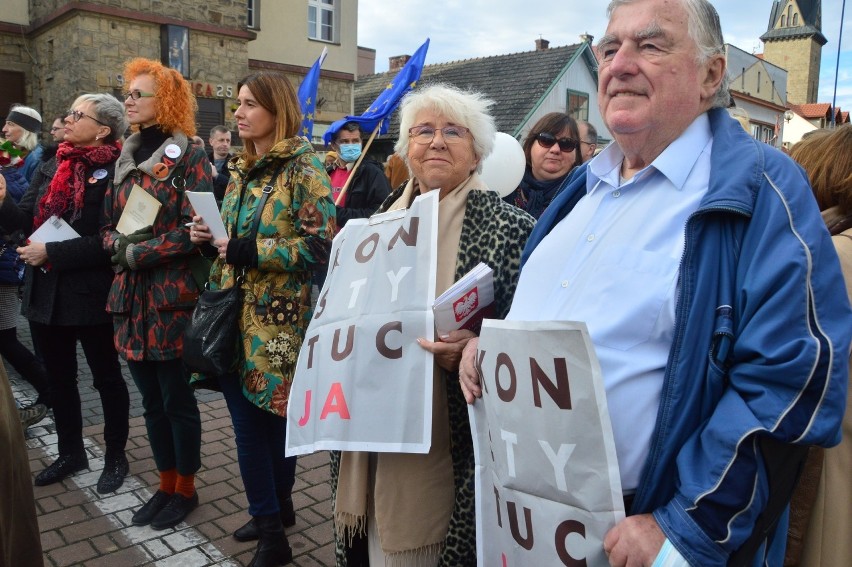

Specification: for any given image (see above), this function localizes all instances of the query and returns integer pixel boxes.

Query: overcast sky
[358,0,851,112]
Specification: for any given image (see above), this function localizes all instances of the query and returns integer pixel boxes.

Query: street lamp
[784,110,794,123]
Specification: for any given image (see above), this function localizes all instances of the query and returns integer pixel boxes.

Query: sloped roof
[354,43,591,140]
[761,0,826,44]
[790,102,831,118]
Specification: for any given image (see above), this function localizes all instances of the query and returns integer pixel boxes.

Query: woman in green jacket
[190,70,335,566]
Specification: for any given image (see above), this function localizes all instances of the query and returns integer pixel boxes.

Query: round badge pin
[164,144,181,159]
[152,162,170,180]
[92,168,108,180]
[88,177,97,184]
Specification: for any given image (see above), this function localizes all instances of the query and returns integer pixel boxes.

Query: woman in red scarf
[0,93,132,493]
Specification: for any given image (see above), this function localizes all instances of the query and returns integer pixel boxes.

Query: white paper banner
[470,320,624,567]
[286,191,439,456]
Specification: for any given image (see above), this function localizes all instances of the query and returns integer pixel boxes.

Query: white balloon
[480,132,526,198]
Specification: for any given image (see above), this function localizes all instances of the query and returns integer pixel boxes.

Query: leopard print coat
[331,186,535,566]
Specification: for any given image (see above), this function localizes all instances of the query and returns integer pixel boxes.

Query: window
[567,90,589,121]
[308,0,336,42]
[247,0,259,29]
[781,15,787,26]
[793,13,799,26]
[757,71,761,93]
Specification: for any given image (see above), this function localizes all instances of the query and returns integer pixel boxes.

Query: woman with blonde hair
[190,70,335,566]
[786,123,852,567]
[102,57,212,529]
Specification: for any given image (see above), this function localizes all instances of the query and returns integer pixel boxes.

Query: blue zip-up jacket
[524,108,851,566]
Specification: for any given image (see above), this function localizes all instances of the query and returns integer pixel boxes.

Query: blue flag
[298,48,327,141]
[323,38,430,145]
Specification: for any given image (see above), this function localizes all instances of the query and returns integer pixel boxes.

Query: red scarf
[34,141,121,229]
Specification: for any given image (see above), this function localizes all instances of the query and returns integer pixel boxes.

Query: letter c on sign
[376,321,403,359]
[555,519,587,566]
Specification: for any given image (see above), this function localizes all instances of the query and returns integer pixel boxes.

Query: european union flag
[298,47,327,141]
[323,38,429,145]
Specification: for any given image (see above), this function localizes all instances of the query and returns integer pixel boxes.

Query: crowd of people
[0,0,850,566]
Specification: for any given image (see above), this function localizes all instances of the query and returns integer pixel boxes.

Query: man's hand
[417,329,476,373]
[459,337,482,403]
[603,514,666,567]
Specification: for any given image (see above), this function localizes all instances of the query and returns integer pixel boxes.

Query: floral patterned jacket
[101,131,213,360]
[199,137,335,416]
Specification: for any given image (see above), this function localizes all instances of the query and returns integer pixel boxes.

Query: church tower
[760,0,826,104]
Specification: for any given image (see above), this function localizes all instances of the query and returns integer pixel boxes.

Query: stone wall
[763,37,821,105]
[0,32,35,103]
[29,13,248,131]
[30,0,247,29]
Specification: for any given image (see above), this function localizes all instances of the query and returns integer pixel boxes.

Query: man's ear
[700,54,726,103]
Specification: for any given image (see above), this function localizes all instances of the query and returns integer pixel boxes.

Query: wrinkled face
[529,127,577,181]
[124,74,158,128]
[597,0,711,151]
[407,109,478,195]
[64,101,109,147]
[209,131,231,158]
[2,120,24,143]
[51,118,66,142]
[234,85,276,147]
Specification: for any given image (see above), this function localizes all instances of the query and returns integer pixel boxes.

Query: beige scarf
[335,174,483,563]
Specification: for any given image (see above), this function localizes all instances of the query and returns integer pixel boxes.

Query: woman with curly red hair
[190,70,335,566]
[101,57,212,530]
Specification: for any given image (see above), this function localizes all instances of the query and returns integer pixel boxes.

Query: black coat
[333,158,392,226]
[207,151,232,203]
[0,154,115,325]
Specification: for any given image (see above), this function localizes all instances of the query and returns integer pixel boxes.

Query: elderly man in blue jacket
[459,0,852,565]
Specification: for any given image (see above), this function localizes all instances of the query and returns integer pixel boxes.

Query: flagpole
[830,0,845,128]
[335,123,382,206]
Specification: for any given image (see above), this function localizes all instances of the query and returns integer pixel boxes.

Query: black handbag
[182,163,284,375]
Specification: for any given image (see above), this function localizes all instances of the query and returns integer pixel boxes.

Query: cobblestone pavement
[6,314,335,567]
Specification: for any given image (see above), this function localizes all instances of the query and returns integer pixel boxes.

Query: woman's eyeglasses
[535,132,578,153]
[409,125,470,145]
[65,110,108,126]
[122,90,155,100]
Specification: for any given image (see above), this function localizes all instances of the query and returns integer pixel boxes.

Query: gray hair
[209,125,230,137]
[394,83,496,174]
[579,120,598,143]
[606,0,729,109]
[71,93,129,143]
[7,104,42,150]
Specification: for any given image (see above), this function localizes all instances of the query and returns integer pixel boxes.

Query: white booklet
[432,262,495,337]
[116,184,162,235]
[185,190,228,240]
[28,215,82,243]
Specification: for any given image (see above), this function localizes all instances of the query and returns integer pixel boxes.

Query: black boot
[247,514,292,567]
[234,495,296,541]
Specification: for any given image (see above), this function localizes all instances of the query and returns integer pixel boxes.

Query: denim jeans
[219,372,297,516]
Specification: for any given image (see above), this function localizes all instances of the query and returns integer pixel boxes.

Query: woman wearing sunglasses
[102,57,212,530]
[504,112,582,219]
[0,94,132,492]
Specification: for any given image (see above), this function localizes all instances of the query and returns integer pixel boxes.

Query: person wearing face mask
[325,121,391,227]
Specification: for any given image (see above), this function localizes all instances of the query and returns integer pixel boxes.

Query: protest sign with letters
[285,191,439,456]
[470,320,624,567]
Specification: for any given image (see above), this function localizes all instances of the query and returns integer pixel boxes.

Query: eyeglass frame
[408,125,471,145]
[122,90,155,101]
[534,132,579,153]
[65,109,109,127]
[580,140,597,148]
[49,126,64,133]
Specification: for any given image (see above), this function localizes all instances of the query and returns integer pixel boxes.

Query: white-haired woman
[0,93,132,493]
[331,83,536,566]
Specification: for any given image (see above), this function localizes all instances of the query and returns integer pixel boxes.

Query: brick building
[760,0,826,105]
[0,0,357,145]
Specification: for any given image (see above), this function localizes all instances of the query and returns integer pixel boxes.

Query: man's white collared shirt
[509,114,713,490]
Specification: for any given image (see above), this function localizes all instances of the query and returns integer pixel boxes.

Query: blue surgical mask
[339,143,362,163]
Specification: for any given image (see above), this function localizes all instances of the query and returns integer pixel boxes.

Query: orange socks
[159,469,177,494]
[175,473,196,498]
